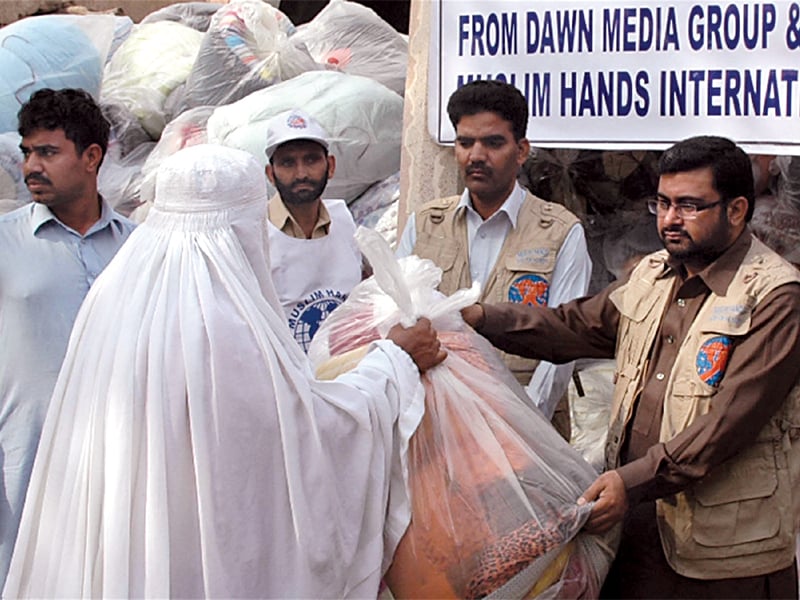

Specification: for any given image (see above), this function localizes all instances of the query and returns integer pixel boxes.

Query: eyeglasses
[647,197,726,219]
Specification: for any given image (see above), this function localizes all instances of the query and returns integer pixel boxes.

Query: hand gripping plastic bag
[309,228,616,599]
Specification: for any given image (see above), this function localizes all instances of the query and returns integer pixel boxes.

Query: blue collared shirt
[0,199,135,587]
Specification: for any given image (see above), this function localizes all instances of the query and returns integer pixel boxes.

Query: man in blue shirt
[0,88,135,586]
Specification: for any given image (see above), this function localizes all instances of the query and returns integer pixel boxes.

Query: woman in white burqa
[4,144,442,598]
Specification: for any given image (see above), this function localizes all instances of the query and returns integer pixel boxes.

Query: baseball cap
[264,109,330,160]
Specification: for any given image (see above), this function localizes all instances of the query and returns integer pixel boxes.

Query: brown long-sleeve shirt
[479,232,800,506]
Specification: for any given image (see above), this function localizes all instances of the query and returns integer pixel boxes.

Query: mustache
[25,174,51,185]
[290,178,314,187]
[466,163,489,175]
[661,226,690,238]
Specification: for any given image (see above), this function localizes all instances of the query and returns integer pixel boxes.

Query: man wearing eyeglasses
[462,135,800,598]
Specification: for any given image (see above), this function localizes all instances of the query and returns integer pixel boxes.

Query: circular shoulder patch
[508,274,550,307]
[696,335,732,387]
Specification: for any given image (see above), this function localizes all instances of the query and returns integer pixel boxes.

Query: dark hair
[447,80,528,141]
[18,88,110,168]
[658,135,755,221]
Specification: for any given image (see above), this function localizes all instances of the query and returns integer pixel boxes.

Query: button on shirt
[0,199,135,587]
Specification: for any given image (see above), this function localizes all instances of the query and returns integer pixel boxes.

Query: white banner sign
[429,0,800,154]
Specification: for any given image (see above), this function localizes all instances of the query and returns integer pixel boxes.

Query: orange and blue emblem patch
[287,113,307,129]
[696,335,732,387]
[508,274,549,306]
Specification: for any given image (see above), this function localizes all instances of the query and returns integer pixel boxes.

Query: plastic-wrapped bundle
[0,132,30,213]
[174,0,318,113]
[102,20,204,139]
[292,0,408,96]
[98,140,155,217]
[208,70,403,203]
[107,16,134,62]
[141,2,225,31]
[349,172,399,225]
[102,100,152,158]
[310,228,616,599]
[99,85,155,216]
[132,105,214,222]
[0,14,115,133]
[568,359,615,473]
[750,156,800,264]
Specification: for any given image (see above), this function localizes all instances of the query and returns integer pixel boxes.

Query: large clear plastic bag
[292,0,408,96]
[0,132,30,212]
[207,70,403,203]
[0,14,116,133]
[98,140,155,218]
[140,1,225,32]
[172,0,318,114]
[568,359,616,473]
[132,106,214,222]
[102,20,204,139]
[309,228,616,599]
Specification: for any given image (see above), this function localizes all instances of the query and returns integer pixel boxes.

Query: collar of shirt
[267,193,331,239]
[453,182,526,287]
[664,229,754,296]
[454,182,526,229]
[31,195,122,238]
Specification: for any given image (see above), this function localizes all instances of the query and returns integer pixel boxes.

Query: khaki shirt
[267,194,330,239]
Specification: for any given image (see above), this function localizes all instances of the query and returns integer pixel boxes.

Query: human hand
[387,317,447,373]
[460,303,485,329]
[577,470,628,534]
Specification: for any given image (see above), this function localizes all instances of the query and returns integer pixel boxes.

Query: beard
[273,171,329,206]
[660,220,731,265]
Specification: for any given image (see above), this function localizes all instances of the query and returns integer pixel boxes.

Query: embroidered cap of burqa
[4,144,424,598]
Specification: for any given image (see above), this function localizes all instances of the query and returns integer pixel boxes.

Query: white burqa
[4,145,424,598]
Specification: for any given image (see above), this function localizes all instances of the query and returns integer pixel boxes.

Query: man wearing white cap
[264,108,363,352]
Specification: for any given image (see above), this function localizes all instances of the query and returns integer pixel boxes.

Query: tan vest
[412,193,578,385]
[607,236,800,579]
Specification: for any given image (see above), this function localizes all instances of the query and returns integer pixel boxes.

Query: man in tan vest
[463,135,800,598]
[396,80,592,437]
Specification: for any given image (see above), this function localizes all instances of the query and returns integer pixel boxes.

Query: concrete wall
[398,0,458,233]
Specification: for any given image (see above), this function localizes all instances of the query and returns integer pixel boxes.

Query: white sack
[208,69,403,202]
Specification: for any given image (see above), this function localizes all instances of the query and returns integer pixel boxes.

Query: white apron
[268,199,362,352]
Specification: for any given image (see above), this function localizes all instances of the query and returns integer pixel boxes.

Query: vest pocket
[689,444,787,551]
[665,378,715,434]
[609,280,664,322]
[415,232,459,274]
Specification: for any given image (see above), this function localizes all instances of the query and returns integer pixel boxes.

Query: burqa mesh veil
[4,144,424,598]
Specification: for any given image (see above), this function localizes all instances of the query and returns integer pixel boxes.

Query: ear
[327,154,336,178]
[83,144,103,173]
[265,164,275,185]
[516,138,530,166]
[726,195,748,226]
